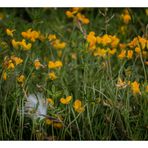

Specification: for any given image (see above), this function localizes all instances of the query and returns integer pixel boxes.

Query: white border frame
[0,0,148,7]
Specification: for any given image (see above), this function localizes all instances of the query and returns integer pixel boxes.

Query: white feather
[25,93,47,120]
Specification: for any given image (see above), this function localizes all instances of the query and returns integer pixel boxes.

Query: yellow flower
[51,39,66,49]
[135,47,141,54]
[101,34,112,46]
[111,36,120,48]
[55,61,63,68]
[47,98,54,105]
[2,72,7,80]
[118,50,126,59]
[96,36,102,44]
[127,50,133,59]
[76,13,89,24]
[48,61,63,69]
[108,48,116,55]
[128,37,138,48]
[66,8,80,18]
[17,75,25,83]
[122,14,131,24]
[60,96,72,104]
[30,31,40,42]
[48,34,57,41]
[6,29,15,37]
[48,72,57,80]
[34,59,42,70]
[7,60,15,69]
[86,32,97,50]
[21,31,29,38]
[48,61,55,69]
[65,11,74,18]
[72,8,80,13]
[45,119,53,125]
[73,99,85,113]
[53,122,63,128]
[11,39,20,49]
[21,29,40,42]
[19,39,32,50]
[11,56,23,65]
[94,48,107,57]
[138,36,147,50]
[131,81,141,95]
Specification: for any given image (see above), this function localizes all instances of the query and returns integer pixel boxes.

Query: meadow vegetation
[0,8,148,140]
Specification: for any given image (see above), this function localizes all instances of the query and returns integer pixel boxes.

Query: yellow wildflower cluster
[94,48,107,57]
[87,32,120,49]
[60,96,72,105]
[101,34,120,47]
[86,30,148,61]
[116,36,148,60]
[47,60,62,80]
[45,119,63,128]
[2,56,23,81]
[118,50,134,59]
[21,28,40,42]
[12,39,32,50]
[48,60,63,69]
[86,32,120,57]
[3,56,23,70]
[48,34,66,50]
[45,114,63,129]
[51,39,66,50]
[65,8,80,18]
[11,56,23,65]
[117,36,148,60]
[128,36,148,50]
[66,8,89,24]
